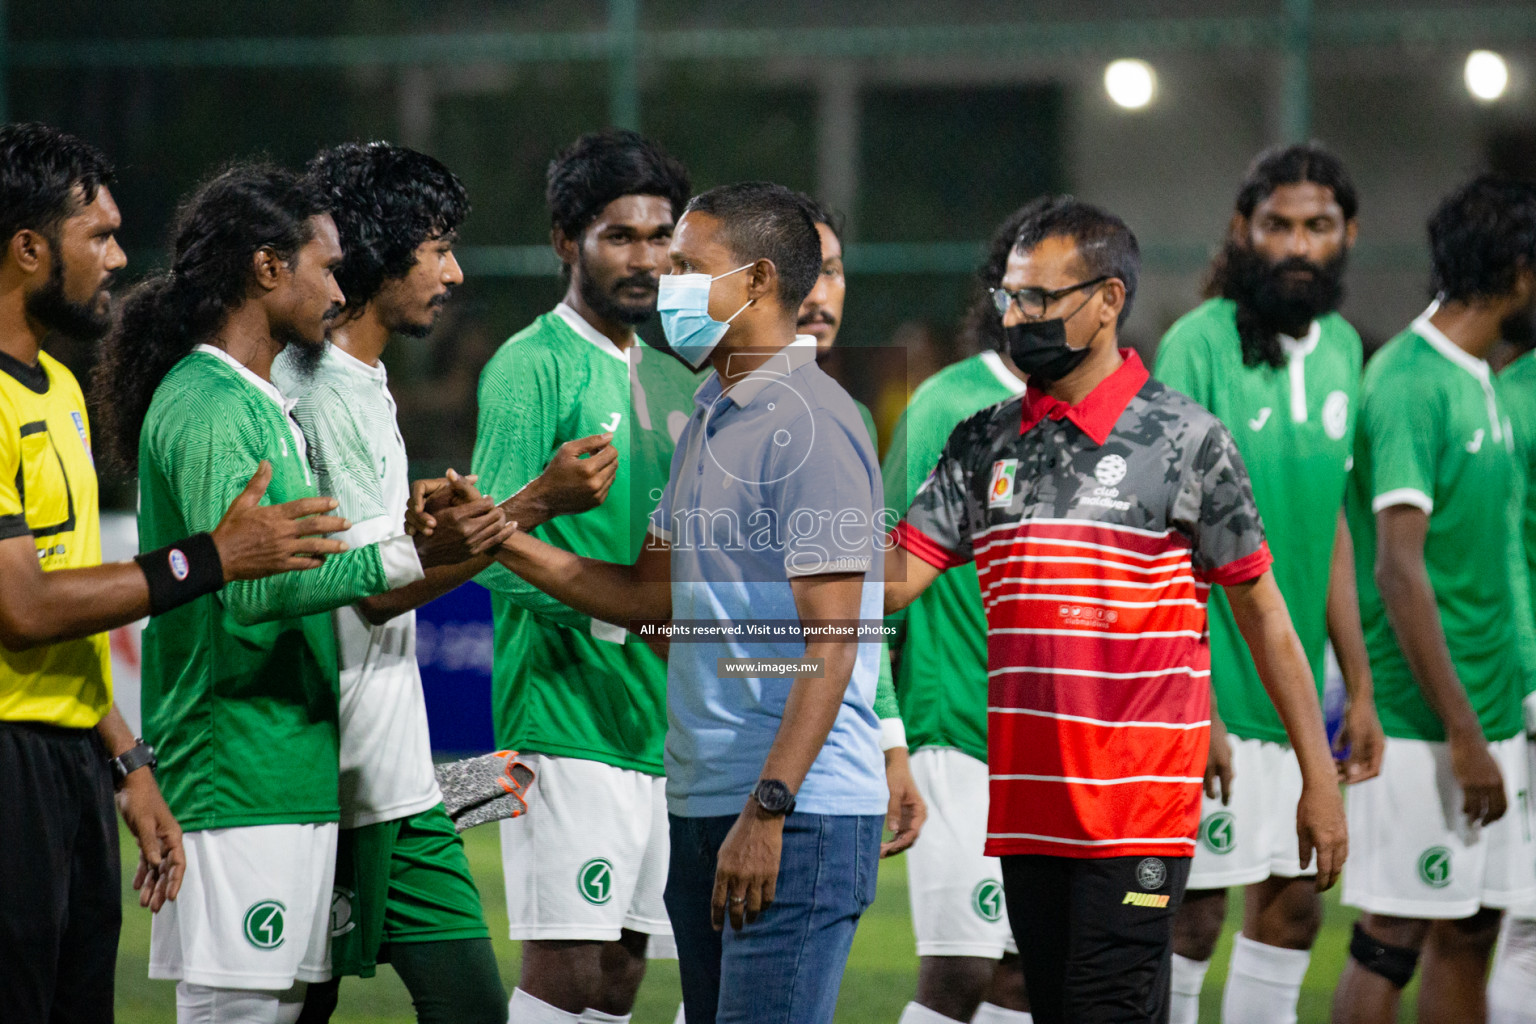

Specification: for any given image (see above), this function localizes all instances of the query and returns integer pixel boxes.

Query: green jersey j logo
[243,899,286,949]
[578,858,615,906]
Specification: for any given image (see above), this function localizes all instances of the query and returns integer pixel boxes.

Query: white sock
[578,1011,632,1024]
[510,987,583,1024]
[1490,916,1536,1023]
[898,1001,965,1024]
[1220,933,1311,1024]
[971,1003,1032,1023]
[672,1004,686,1024]
[176,982,307,1024]
[1169,953,1210,1024]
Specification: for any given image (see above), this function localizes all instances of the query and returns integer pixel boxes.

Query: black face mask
[1004,316,1094,383]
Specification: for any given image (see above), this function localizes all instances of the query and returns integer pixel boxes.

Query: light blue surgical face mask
[656,263,755,370]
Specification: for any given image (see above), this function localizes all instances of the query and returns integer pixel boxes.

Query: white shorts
[906,747,1016,958]
[1188,735,1310,890]
[1343,735,1536,920]
[150,823,338,989]
[499,753,672,947]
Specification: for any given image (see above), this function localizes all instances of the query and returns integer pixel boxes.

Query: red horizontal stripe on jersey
[988,712,1209,782]
[979,554,1195,589]
[989,665,1210,726]
[893,521,969,571]
[975,518,1194,560]
[985,775,1202,857]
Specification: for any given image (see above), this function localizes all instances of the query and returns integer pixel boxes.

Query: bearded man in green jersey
[1332,177,1536,1024]
[883,207,1032,1024]
[1154,144,1383,1024]
[470,129,699,1024]
[93,163,510,1024]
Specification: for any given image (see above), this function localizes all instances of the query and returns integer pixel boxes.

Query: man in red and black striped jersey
[884,197,1346,1024]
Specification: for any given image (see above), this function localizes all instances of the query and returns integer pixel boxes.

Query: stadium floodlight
[1465,50,1509,102]
[1105,59,1156,110]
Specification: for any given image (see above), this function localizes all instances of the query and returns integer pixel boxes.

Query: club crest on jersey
[1094,454,1128,487]
[1323,391,1349,441]
[988,459,1019,508]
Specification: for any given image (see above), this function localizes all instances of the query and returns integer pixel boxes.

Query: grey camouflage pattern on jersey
[909,378,1266,577]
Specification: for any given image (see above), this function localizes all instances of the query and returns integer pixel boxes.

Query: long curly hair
[92,162,325,473]
[307,142,469,313]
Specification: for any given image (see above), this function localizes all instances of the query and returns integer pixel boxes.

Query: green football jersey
[1155,299,1361,743]
[1497,351,1536,697]
[138,347,422,831]
[472,307,701,774]
[884,351,1025,761]
[1346,315,1533,742]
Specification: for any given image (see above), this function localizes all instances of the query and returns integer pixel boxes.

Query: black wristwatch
[109,740,157,790]
[750,778,796,817]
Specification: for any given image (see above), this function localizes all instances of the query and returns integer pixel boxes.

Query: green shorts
[330,803,490,978]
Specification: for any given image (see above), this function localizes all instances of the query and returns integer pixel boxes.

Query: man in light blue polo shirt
[495,181,888,1024]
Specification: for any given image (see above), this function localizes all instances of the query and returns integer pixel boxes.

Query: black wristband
[134,532,225,616]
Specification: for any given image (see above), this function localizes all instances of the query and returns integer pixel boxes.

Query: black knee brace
[1349,922,1420,989]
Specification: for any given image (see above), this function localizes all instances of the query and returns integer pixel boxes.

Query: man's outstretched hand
[211,461,352,580]
[411,469,516,567]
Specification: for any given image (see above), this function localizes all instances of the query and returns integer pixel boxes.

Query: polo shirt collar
[1019,349,1148,447]
[325,340,388,383]
[721,335,818,407]
[1412,300,1492,383]
[195,343,294,414]
[553,302,629,363]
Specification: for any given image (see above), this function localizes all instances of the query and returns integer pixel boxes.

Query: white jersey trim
[376,533,426,590]
[988,664,1210,681]
[975,516,1180,542]
[553,302,632,364]
[991,773,1203,786]
[975,534,1192,564]
[980,350,1028,396]
[987,831,1197,848]
[986,592,1207,611]
[989,706,1210,730]
[1371,487,1433,515]
[990,627,1205,641]
[981,552,1198,576]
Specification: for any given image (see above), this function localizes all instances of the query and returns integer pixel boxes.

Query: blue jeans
[665,812,882,1024]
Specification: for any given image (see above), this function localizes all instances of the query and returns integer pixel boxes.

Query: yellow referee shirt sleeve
[0,398,29,540]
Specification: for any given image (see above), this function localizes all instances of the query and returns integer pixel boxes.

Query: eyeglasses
[989,276,1110,320]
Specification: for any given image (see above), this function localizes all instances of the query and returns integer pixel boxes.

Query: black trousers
[0,720,120,1024]
[1001,853,1191,1024]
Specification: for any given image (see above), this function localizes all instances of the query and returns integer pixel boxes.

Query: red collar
[1019,349,1148,446]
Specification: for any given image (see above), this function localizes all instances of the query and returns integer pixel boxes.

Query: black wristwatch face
[110,741,157,786]
[752,779,795,815]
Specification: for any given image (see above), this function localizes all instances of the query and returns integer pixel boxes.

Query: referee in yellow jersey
[0,122,355,1024]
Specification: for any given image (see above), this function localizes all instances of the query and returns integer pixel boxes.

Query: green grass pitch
[111,824,1412,1022]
